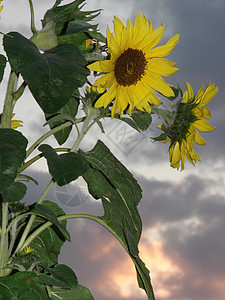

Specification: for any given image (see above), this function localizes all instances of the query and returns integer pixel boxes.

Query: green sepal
[34,203,71,241]
[38,144,89,186]
[0,54,7,83]
[152,133,168,142]
[0,129,28,192]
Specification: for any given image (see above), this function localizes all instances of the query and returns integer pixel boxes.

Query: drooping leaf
[1,181,27,203]
[0,271,48,299]
[131,111,152,131]
[45,93,79,145]
[83,140,155,299]
[17,173,38,185]
[35,203,70,241]
[50,285,94,300]
[114,115,140,132]
[39,144,89,186]
[3,32,89,114]
[30,200,67,267]
[0,54,7,83]
[40,264,78,289]
[0,129,28,192]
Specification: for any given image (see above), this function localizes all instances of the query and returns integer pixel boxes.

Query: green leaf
[114,116,140,132]
[50,285,94,300]
[0,129,28,192]
[3,32,89,114]
[17,173,38,185]
[40,264,78,289]
[1,181,27,203]
[83,140,155,299]
[131,111,152,131]
[0,271,48,299]
[45,94,79,145]
[30,201,67,267]
[35,203,70,241]
[0,54,7,83]
[39,144,89,186]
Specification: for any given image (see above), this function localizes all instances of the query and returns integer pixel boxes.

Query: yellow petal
[147,34,180,58]
[194,131,206,145]
[87,60,114,73]
[148,58,179,77]
[94,83,117,108]
[93,72,114,88]
[146,72,175,97]
[193,119,216,132]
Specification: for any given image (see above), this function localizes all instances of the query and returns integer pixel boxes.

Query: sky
[1,0,225,299]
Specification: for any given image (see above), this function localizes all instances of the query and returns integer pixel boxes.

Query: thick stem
[0,203,9,276]
[0,72,18,128]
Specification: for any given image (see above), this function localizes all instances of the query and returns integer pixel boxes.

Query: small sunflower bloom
[160,82,218,171]
[87,13,179,118]
[21,246,34,255]
[11,113,23,129]
[0,0,3,13]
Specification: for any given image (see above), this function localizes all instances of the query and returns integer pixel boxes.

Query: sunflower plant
[0,1,218,299]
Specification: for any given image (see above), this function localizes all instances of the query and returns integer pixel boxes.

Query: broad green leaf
[3,32,89,114]
[0,271,48,299]
[1,181,27,202]
[114,115,140,132]
[45,94,79,145]
[40,264,78,289]
[0,54,7,83]
[131,111,152,131]
[0,129,28,192]
[35,203,70,241]
[50,285,94,300]
[39,144,89,186]
[30,200,67,267]
[83,140,155,299]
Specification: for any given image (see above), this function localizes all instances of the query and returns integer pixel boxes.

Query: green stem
[0,203,9,276]
[20,148,71,173]
[14,180,54,254]
[26,121,73,158]
[28,0,37,34]
[21,213,105,250]
[71,114,102,152]
[0,72,18,128]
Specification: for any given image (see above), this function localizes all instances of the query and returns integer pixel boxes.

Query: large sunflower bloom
[87,13,179,117]
[161,82,218,171]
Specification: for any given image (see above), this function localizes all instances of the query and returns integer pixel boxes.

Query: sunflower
[87,13,179,117]
[0,0,3,13]
[160,82,218,171]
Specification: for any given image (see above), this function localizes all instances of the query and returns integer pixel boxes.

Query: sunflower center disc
[114,48,147,86]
